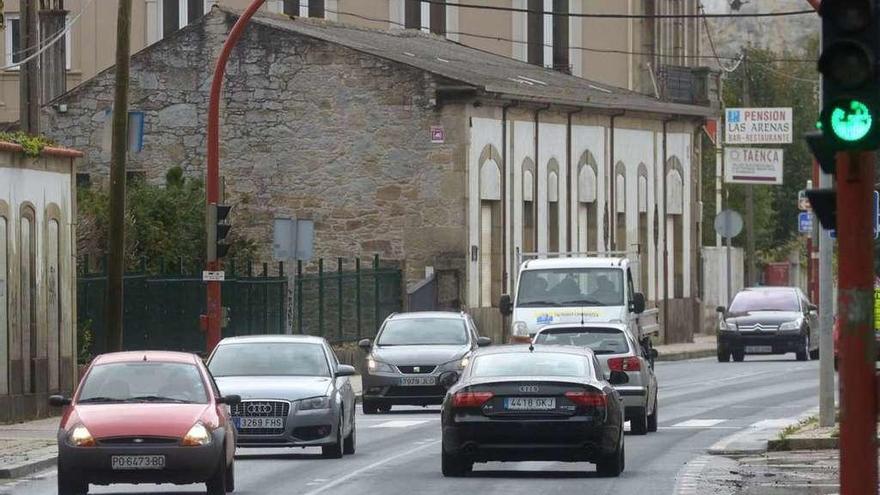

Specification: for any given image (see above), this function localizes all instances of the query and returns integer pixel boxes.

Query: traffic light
[805,188,837,231]
[207,203,232,261]
[817,0,880,150]
[805,130,837,175]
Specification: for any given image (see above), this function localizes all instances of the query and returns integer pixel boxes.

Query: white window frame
[4,14,71,71]
[156,0,212,39]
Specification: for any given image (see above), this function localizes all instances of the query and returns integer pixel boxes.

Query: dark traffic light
[207,203,232,261]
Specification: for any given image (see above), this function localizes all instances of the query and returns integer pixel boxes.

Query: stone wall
[42,10,469,288]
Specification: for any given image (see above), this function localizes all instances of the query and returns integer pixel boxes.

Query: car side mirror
[358,338,372,350]
[650,348,659,360]
[439,371,460,389]
[218,394,241,405]
[477,336,492,347]
[808,304,818,313]
[632,293,646,314]
[499,294,513,316]
[336,364,357,377]
[608,370,629,385]
[716,306,726,314]
[48,395,71,407]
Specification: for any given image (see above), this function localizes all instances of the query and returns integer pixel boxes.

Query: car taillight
[565,391,607,408]
[452,391,494,408]
[607,356,641,372]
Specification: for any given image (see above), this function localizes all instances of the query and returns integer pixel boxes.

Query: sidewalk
[0,417,59,479]
[655,334,716,362]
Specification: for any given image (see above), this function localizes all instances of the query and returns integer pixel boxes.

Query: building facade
[41,8,711,342]
[0,143,80,422]
[1,0,702,122]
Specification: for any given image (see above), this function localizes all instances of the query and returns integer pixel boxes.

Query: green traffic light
[830,100,873,142]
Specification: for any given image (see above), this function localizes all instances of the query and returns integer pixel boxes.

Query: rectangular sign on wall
[725,107,793,144]
[724,147,784,185]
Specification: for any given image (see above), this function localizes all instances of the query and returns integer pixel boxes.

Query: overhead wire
[698,2,744,73]
[0,0,95,71]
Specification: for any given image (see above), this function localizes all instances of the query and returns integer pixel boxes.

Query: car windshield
[209,342,330,377]
[729,290,800,313]
[77,362,208,404]
[377,318,468,346]
[516,268,625,307]
[470,352,591,378]
[534,327,630,355]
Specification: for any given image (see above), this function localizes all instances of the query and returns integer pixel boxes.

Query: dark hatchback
[717,287,819,362]
[439,345,626,477]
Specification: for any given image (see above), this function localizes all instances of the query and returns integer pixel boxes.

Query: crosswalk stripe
[669,419,727,428]
[369,420,430,428]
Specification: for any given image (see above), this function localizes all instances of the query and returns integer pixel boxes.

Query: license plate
[745,345,773,353]
[504,397,556,411]
[111,455,165,470]
[399,376,436,386]
[235,417,284,429]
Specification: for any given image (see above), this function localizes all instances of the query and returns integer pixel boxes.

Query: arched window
[615,162,627,251]
[46,205,62,393]
[547,159,560,253]
[522,158,536,254]
[577,151,598,252]
[0,203,8,396]
[637,164,649,294]
[666,157,684,298]
[20,205,36,393]
[479,145,503,308]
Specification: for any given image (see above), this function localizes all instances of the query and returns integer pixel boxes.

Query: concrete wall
[0,146,78,422]
[700,246,744,333]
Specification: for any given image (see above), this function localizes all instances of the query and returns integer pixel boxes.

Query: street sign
[798,212,813,234]
[430,126,445,143]
[724,147,784,185]
[798,190,811,211]
[725,107,793,144]
[202,271,225,282]
[714,209,744,239]
[829,190,880,239]
[273,217,315,262]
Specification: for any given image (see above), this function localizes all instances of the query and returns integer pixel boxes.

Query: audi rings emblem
[246,403,273,414]
[518,385,539,393]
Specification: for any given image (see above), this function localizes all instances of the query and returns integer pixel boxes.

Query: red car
[49,351,240,495]
[832,317,880,370]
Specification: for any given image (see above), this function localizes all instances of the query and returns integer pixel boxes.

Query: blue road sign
[798,212,813,234]
[829,190,880,239]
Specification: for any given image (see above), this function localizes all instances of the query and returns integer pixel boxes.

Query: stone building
[41,7,714,342]
[0,142,80,422]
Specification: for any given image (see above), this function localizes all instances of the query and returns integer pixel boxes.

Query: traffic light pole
[205,0,266,353]
[836,151,878,495]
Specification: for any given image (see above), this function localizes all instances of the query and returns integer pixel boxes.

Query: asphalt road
[3,356,821,495]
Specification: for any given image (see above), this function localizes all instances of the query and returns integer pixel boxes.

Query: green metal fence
[77,255,402,355]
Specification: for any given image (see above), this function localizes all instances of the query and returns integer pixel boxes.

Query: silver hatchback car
[533,323,659,435]
[207,335,357,458]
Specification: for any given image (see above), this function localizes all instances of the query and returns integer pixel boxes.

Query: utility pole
[19,0,40,134]
[817,161,835,427]
[105,0,133,352]
[742,51,756,286]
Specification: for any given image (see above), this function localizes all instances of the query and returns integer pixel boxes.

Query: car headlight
[367,358,395,373]
[512,321,529,337]
[67,425,96,447]
[440,356,470,371]
[779,320,802,332]
[182,422,212,447]
[298,396,330,411]
[720,320,737,332]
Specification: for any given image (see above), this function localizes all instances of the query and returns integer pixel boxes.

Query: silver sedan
[206,335,357,458]
[533,322,659,435]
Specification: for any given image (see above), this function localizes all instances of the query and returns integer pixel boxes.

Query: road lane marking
[673,455,712,495]
[369,420,430,428]
[301,439,441,495]
[670,419,727,428]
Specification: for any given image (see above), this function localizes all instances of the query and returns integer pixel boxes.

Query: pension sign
[725,107,793,144]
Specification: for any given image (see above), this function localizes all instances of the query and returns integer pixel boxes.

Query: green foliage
[0,131,55,156]
[77,167,256,274]
[77,319,94,365]
[702,40,820,267]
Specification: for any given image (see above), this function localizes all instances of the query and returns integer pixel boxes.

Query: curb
[767,437,839,451]
[656,348,716,362]
[0,454,56,479]
[707,446,768,456]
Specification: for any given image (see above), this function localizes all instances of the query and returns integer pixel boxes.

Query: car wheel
[362,400,379,415]
[796,335,809,361]
[717,345,730,362]
[441,449,472,477]
[378,402,392,413]
[321,418,344,459]
[206,456,229,495]
[596,434,625,477]
[809,347,820,360]
[57,469,88,495]
[647,396,658,433]
[343,416,356,455]
[224,457,235,493]
[732,350,745,362]
[630,408,648,435]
